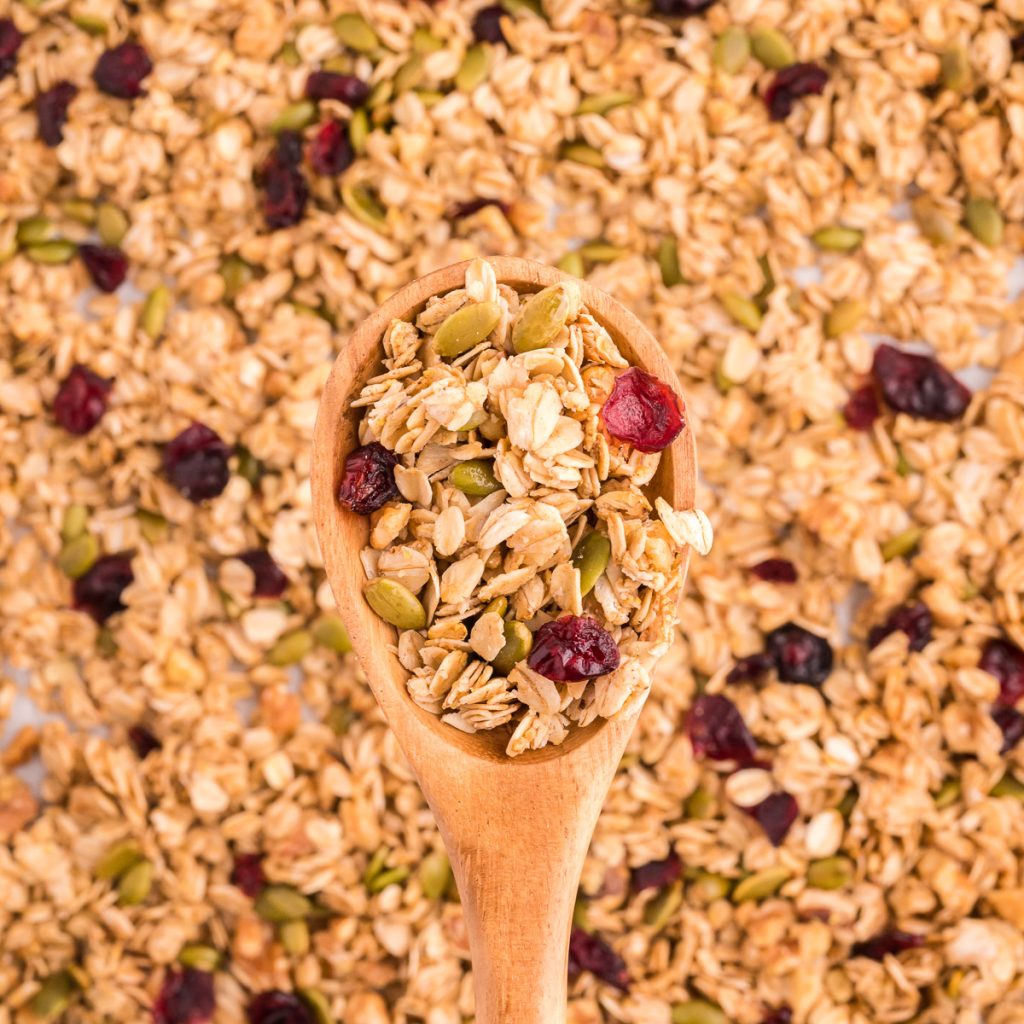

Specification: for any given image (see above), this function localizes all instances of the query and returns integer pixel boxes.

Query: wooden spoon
[312,257,697,1024]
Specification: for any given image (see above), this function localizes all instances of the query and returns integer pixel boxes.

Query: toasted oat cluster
[342,259,710,756]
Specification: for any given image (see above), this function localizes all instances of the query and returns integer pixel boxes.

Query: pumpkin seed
[490,620,533,676]
[235,445,264,486]
[484,597,508,618]
[511,282,579,353]
[455,407,489,432]
[267,629,314,666]
[367,865,410,893]
[990,772,1024,799]
[178,944,221,972]
[278,41,301,66]
[323,54,352,73]
[364,578,427,630]
[117,858,153,906]
[434,300,502,358]
[270,100,317,134]
[503,0,543,13]
[136,508,167,545]
[578,240,625,263]
[719,290,762,332]
[934,777,961,809]
[881,526,923,562]
[685,786,714,819]
[753,255,775,310]
[96,203,128,246]
[58,532,100,579]
[71,12,108,34]
[26,240,77,264]
[62,199,97,225]
[656,236,684,287]
[415,88,445,107]
[451,459,502,496]
[714,364,734,394]
[342,182,388,231]
[17,215,55,246]
[97,628,118,657]
[572,532,611,596]
[731,865,789,903]
[556,251,585,278]
[642,879,682,930]
[671,999,728,1024]
[61,503,89,542]
[413,27,444,53]
[963,197,1004,247]
[299,989,334,1024]
[256,884,313,922]
[561,141,605,168]
[363,846,389,889]
[688,870,731,904]
[394,53,425,94]
[219,254,253,299]
[95,840,143,880]
[576,91,633,116]
[750,26,795,69]
[807,856,853,890]
[811,225,863,252]
[713,26,750,74]
[326,700,356,736]
[419,849,453,900]
[349,108,371,152]
[940,44,970,91]
[837,786,859,818]
[312,614,352,654]
[572,896,589,929]
[333,13,379,53]
[141,285,172,339]
[911,197,957,246]
[279,919,310,955]
[824,297,866,338]
[455,44,490,92]
[29,971,81,1021]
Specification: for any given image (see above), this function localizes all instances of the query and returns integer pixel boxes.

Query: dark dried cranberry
[73,553,133,622]
[164,423,232,502]
[260,138,309,229]
[980,638,1024,707]
[766,623,833,685]
[687,693,758,764]
[128,725,161,759]
[867,601,932,652]
[231,853,267,898]
[446,197,509,221]
[727,652,775,683]
[80,243,129,292]
[246,991,314,1024]
[993,706,1024,754]
[337,442,400,515]
[305,71,370,107]
[93,42,152,98]
[852,930,925,961]
[568,927,630,992]
[0,18,23,80]
[53,364,112,435]
[843,384,880,431]
[275,130,303,167]
[599,368,685,453]
[871,344,970,423]
[308,120,353,176]
[760,1009,793,1024]
[473,5,508,44]
[631,851,681,893]
[238,550,288,598]
[528,615,620,682]
[764,62,828,121]
[652,0,717,13]
[745,792,798,846]
[750,559,797,583]
[153,968,216,1024]
[36,81,78,146]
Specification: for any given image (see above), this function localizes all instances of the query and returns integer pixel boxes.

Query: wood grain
[311,257,697,1024]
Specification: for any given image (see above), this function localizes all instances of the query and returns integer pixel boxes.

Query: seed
[719,290,763,332]
[219,254,254,299]
[881,526,923,562]
[578,240,625,262]
[141,285,172,339]
[837,787,859,818]
[96,203,129,245]
[490,620,533,675]
[413,28,444,53]
[713,26,750,74]
[279,919,310,956]
[642,880,682,930]
[367,865,410,893]
[911,197,957,246]
[824,297,866,338]
[576,91,633,116]
[95,840,143,880]
[61,503,89,542]
[415,88,444,107]
[341,181,388,231]
[267,629,314,666]
[807,856,853,890]
[685,786,714,819]
[29,971,81,1021]
[572,896,589,929]
[298,989,333,1024]
[556,251,585,277]
[312,614,352,654]
[419,849,453,900]
[235,445,264,486]
[364,578,427,630]
[671,1000,728,1024]
[811,225,863,252]
[511,282,579,353]
[333,13,379,53]
[503,0,543,13]
[117,858,153,905]
[349,108,370,152]
[940,44,970,91]
[990,772,1024,799]
[26,239,77,264]
[434,300,502,358]
[62,199,97,225]
[278,41,300,66]
[484,597,508,618]
[326,700,356,736]
[270,100,317,134]
[656,236,684,287]
[451,459,502,496]
[561,141,605,168]
[393,53,425,94]
[58,532,100,579]
[963,197,1004,247]
[750,26,795,69]
[17,215,55,245]
[934,777,960,809]
[363,846,389,889]
[753,254,775,311]
[97,628,118,657]
[71,12,108,34]
[731,865,789,903]
[688,870,731,905]
[455,44,490,91]
[572,532,611,596]
[178,944,221,972]
[255,884,313,922]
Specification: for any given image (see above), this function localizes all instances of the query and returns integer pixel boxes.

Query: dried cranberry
[852,930,925,961]
[337,442,400,515]
[153,968,216,1024]
[843,384,880,431]
[980,638,1024,707]
[308,120,353,176]
[36,81,78,146]
[766,623,833,686]
[238,550,288,598]
[764,62,828,121]
[0,18,23,80]
[246,992,315,1024]
[568,927,630,992]
[599,368,685,454]
[727,652,775,684]
[305,71,370,107]
[871,344,970,423]
[761,1009,793,1024]
[73,554,133,622]
[631,851,681,893]
[275,130,303,167]
[687,693,758,764]
[53,364,112,435]
[750,559,797,583]
[745,792,798,846]
[231,853,267,898]
[128,725,162,758]
[446,197,509,221]
[993,706,1024,754]
[93,42,152,98]
[260,136,309,229]
[473,5,508,44]
[164,422,232,502]
[80,244,129,292]
[527,615,620,682]
[867,601,932,652]
[652,0,717,14]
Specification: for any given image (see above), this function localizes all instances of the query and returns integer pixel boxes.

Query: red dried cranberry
[308,120,353,176]
[337,442,400,515]
[53,364,112,435]
[246,991,315,1024]
[745,792,798,846]
[764,62,828,121]
[761,1009,793,1024]
[473,5,508,44]
[843,384,880,431]
[231,853,267,898]
[305,71,370,107]
[652,0,717,14]
[153,968,216,1024]
[446,197,509,221]
[980,638,1024,707]
[688,693,758,764]
[275,130,303,167]
[164,423,232,502]
[766,623,833,685]
[631,851,681,893]
[599,368,685,454]
[129,725,162,758]
[36,81,78,146]
[93,42,152,98]
[527,615,620,682]
[750,559,797,583]
[727,652,775,684]
[852,930,925,961]
[867,601,932,652]
[260,137,309,229]
[993,706,1024,754]
[238,550,288,598]
[0,19,23,80]
[871,344,970,423]
[80,244,129,292]
[73,554,133,622]
[568,927,630,992]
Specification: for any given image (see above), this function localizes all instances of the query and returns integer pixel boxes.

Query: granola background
[1,1,1024,1022]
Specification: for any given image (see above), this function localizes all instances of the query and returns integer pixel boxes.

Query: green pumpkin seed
[503,0,543,13]
[349,108,371,152]
[414,88,445,107]
[141,285,172,339]
[484,596,508,618]
[656,236,684,287]
[62,199,97,225]
[326,700,356,736]
[58,533,99,579]
[713,26,751,74]
[334,13,379,53]
[511,282,578,353]
[17,215,55,246]
[323,54,352,73]
[96,203,129,246]
[278,41,301,66]
[732,865,789,903]
[807,856,853,890]
[279,919,310,955]
[895,447,912,478]
[413,27,444,53]
[434,301,503,358]
[490,620,532,676]
[95,840,143,880]
[451,459,502,496]
[572,532,611,596]
[267,629,314,666]
[934,777,961,809]
[270,100,317,134]
[61,503,89,542]
[714,364,734,394]
[753,255,775,311]
[671,999,728,1024]
[71,12,108,34]
[576,91,633,116]
[235,445,264,486]
[940,45,970,91]
[456,44,490,92]
[312,614,352,653]
[220,254,254,300]
[561,141,605,169]
[688,870,731,905]
[26,240,77,264]
[824,297,866,338]
[117,858,153,906]
[572,896,589,929]
[455,407,489,432]
[963,197,1004,247]
[881,526,923,562]
[299,989,334,1024]
[719,290,762,332]
[556,251,585,278]
[911,197,957,246]
[97,627,118,657]
[578,240,625,263]
[364,578,427,630]
[990,772,1024,799]
[642,880,683,931]
[419,849,453,900]
[685,786,714,820]
[367,865,410,893]
[137,509,168,544]
[178,944,221,972]
[394,53,425,94]
[342,182,388,231]
[750,26,795,69]
[837,786,858,818]
[29,971,81,1021]
[811,225,863,252]
[364,846,389,888]
[256,884,313,922]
